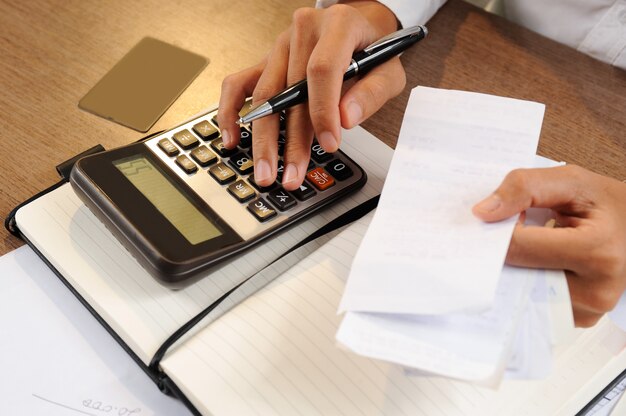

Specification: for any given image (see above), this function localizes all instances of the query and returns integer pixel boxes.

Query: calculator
[70,107,367,286]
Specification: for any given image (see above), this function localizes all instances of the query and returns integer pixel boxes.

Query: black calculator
[70,107,367,286]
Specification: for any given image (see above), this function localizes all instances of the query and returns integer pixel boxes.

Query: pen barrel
[268,79,308,113]
[352,32,425,75]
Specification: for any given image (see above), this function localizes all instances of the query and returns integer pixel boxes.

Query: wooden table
[1,0,625,256]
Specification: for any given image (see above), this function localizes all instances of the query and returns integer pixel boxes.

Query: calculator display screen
[113,155,222,245]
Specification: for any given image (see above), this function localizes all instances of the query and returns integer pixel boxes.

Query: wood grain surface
[1,0,624,256]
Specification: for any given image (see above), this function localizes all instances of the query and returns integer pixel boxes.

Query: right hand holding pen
[217,1,404,190]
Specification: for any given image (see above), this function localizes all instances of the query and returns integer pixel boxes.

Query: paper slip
[337,265,535,385]
[340,86,545,315]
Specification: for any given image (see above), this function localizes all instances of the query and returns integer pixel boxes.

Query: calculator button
[158,138,179,156]
[290,182,317,201]
[209,163,236,184]
[279,112,286,130]
[325,159,353,181]
[172,129,199,150]
[307,167,335,191]
[249,175,278,192]
[193,120,220,141]
[210,138,236,157]
[310,141,333,163]
[190,145,217,167]
[268,188,297,211]
[211,114,219,127]
[228,180,256,202]
[239,99,254,118]
[247,198,277,222]
[175,154,198,174]
[228,152,254,175]
[239,127,252,148]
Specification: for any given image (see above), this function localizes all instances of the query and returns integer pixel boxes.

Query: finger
[505,225,587,270]
[566,271,614,328]
[218,62,265,148]
[281,8,321,189]
[339,58,406,128]
[251,32,291,186]
[305,5,373,152]
[472,166,585,222]
[283,105,314,190]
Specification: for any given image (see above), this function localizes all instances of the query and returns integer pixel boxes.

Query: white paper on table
[340,87,545,315]
[0,246,188,416]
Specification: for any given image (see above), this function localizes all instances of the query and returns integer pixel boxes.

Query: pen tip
[235,118,243,125]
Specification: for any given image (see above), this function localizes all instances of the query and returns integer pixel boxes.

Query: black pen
[236,25,428,125]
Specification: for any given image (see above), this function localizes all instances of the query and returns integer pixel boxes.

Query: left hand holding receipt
[473,165,626,327]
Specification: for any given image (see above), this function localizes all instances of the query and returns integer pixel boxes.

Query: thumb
[339,57,406,128]
[472,165,582,222]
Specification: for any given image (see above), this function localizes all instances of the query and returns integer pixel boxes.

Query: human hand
[472,165,626,327]
[217,1,405,190]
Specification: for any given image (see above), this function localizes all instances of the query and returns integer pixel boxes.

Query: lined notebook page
[162,213,626,416]
[15,125,391,365]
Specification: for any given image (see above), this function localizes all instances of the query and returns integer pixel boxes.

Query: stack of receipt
[336,87,575,387]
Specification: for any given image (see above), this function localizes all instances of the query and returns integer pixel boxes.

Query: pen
[236,25,428,125]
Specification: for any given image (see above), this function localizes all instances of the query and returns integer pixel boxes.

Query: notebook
[9,121,626,416]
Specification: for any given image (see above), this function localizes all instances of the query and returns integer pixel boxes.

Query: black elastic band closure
[148,194,380,376]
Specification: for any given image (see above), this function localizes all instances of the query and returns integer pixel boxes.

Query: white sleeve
[315,0,447,27]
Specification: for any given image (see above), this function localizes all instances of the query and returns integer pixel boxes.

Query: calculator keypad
[146,108,363,230]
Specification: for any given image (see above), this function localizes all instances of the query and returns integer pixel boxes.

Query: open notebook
[11,123,626,415]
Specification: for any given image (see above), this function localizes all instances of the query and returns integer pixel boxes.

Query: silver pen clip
[363,25,428,54]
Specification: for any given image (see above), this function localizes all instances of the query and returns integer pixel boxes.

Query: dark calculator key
[310,141,333,163]
[193,120,220,141]
[239,127,252,148]
[190,145,217,167]
[172,129,199,150]
[158,138,179,156]
[228,152,254,175]
[247,198,277,222]
[175,154,198,174]
[325,159,353,181]
[227,180,256,203]
[277,134,286,156]
[209,163,236,184]
[268,188,297,211]
[276,160,285,183]
[279,112,286,130]
[290,181,316,201]
[210,137,237,157]
[307,167,335,191]
[249,175,278,192]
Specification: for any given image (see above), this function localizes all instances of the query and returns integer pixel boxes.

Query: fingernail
[282,163,299,185]
[475,194,502,213]
[255,159,271,183]
[318,131,338,151]
[346,101,363,126]
[222,128,231,147]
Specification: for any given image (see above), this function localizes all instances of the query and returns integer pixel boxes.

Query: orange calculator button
[306,167,335,191]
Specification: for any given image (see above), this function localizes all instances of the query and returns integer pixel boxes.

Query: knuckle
[292,7,315,29]
[307,57,335,79]
[504,169,529,190]
[326,3,353,19]
[252,85,275,103]
[586,288,620,314]
[308,100,335,124]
